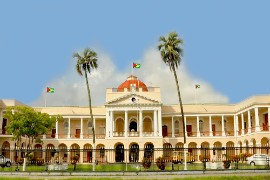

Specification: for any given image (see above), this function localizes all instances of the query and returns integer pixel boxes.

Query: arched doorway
[226,141,235,160]
[261,137,269,155]
[144,143,154,159]
[163,143,172,160]
[45,144,55,162]
[188,142,197,162]
[70,143,80,163]
[129,143,139,162]
[115,143,124,162]
[58,143,67,163]
[2,141,10,158]
[34,144,43,159]
[96,144,105,163]
[213,141,222,160]
[83,144,92,163]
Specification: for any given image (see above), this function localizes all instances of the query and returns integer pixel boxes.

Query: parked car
[246,154,270,166]
[0,154,11,167]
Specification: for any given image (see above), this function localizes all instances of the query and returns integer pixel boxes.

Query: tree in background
[4,106,59,171]
[158,32,186,144]
[73,48,98,171]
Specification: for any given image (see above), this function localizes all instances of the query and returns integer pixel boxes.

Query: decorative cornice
[105,93,161,105]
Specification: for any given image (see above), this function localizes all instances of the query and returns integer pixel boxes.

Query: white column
[234,115,239,137]
[111,111,114,137]
[158,109,162,137]
[153,110,157,136]
[68,117,71,138]
[184,116,187,138]
[125,111,128,137]
[248,110,251,133]
[241,113,245,135]
[55,121,59,139]
[172,116,175,137]
[105,110,110,137]
[93,117,96,137]
[255,107,260,132]
[80,117,83,139]
[268,108,270,132]
[221,116,225,136]
[139,110,143,137]
[209,116,213,136]
[196,116,200,137]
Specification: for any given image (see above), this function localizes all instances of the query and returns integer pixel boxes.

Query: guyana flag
[195,84,200,89]
[46,87,55,93]
[133,63,141,68]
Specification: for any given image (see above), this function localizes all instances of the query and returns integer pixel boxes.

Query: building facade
[0,75,269,163]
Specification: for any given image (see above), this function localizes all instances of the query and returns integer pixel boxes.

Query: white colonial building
[0,75,269,163]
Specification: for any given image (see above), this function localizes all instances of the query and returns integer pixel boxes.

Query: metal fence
[0,147,270,172]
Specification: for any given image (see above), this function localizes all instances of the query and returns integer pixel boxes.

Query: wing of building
[0,75,270,163]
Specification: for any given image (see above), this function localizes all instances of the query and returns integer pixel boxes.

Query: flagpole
[195,88,197,104]
[132,63,133,76]
[45,90,47,107]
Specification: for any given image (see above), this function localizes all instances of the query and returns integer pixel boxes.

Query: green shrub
[141,157,151,169]
[156,156,165,170]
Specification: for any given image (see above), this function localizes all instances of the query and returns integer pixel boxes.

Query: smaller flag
[46,87,55,93]
[195,84,200,89]
[133,63,141,68]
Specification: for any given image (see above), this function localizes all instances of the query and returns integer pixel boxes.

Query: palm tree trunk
[84,70,96,171]
[171,65,186,144]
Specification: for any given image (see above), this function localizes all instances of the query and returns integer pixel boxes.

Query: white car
[0,154,11,167]
[247,154,270,166]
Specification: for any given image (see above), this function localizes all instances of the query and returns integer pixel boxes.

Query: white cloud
[138,48,229,104]
[31,48,229,106]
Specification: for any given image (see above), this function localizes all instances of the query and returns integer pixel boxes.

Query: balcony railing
[43,134,105,139]
[0,129,11,135]
[142,131,154,136]
[113,131,124,137]
[225,131,234,136]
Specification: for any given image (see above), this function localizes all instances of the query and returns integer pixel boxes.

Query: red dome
[117,75,148,92]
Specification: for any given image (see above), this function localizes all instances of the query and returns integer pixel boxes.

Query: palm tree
[73,48,98,171]
[158,32,186,144]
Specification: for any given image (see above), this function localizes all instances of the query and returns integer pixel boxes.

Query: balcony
[113,131,124,137]
[0,129,11,135]
[42,133,105,139]
[142,131,154,136]
[261,124,269,131]
[225,131,234,136]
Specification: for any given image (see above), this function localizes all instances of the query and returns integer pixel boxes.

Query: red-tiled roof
[117,75,148,92]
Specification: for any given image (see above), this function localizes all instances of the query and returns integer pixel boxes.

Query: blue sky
[1,1,270,106]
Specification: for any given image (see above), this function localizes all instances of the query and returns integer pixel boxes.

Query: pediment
[105,93,161,106]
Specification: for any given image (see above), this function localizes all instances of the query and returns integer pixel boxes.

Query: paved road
[1,170,270,179]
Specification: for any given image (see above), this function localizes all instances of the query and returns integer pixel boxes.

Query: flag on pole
[46,87,55,93]
[133,63,141,68]
[195,84,200,89]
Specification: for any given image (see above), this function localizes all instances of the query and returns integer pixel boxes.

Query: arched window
[129,118,137,132]
[199,120,203,132]
[174,120,179,135]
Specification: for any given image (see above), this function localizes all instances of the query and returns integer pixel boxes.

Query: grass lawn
[0,175,270,180]
[0,162,269,172]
